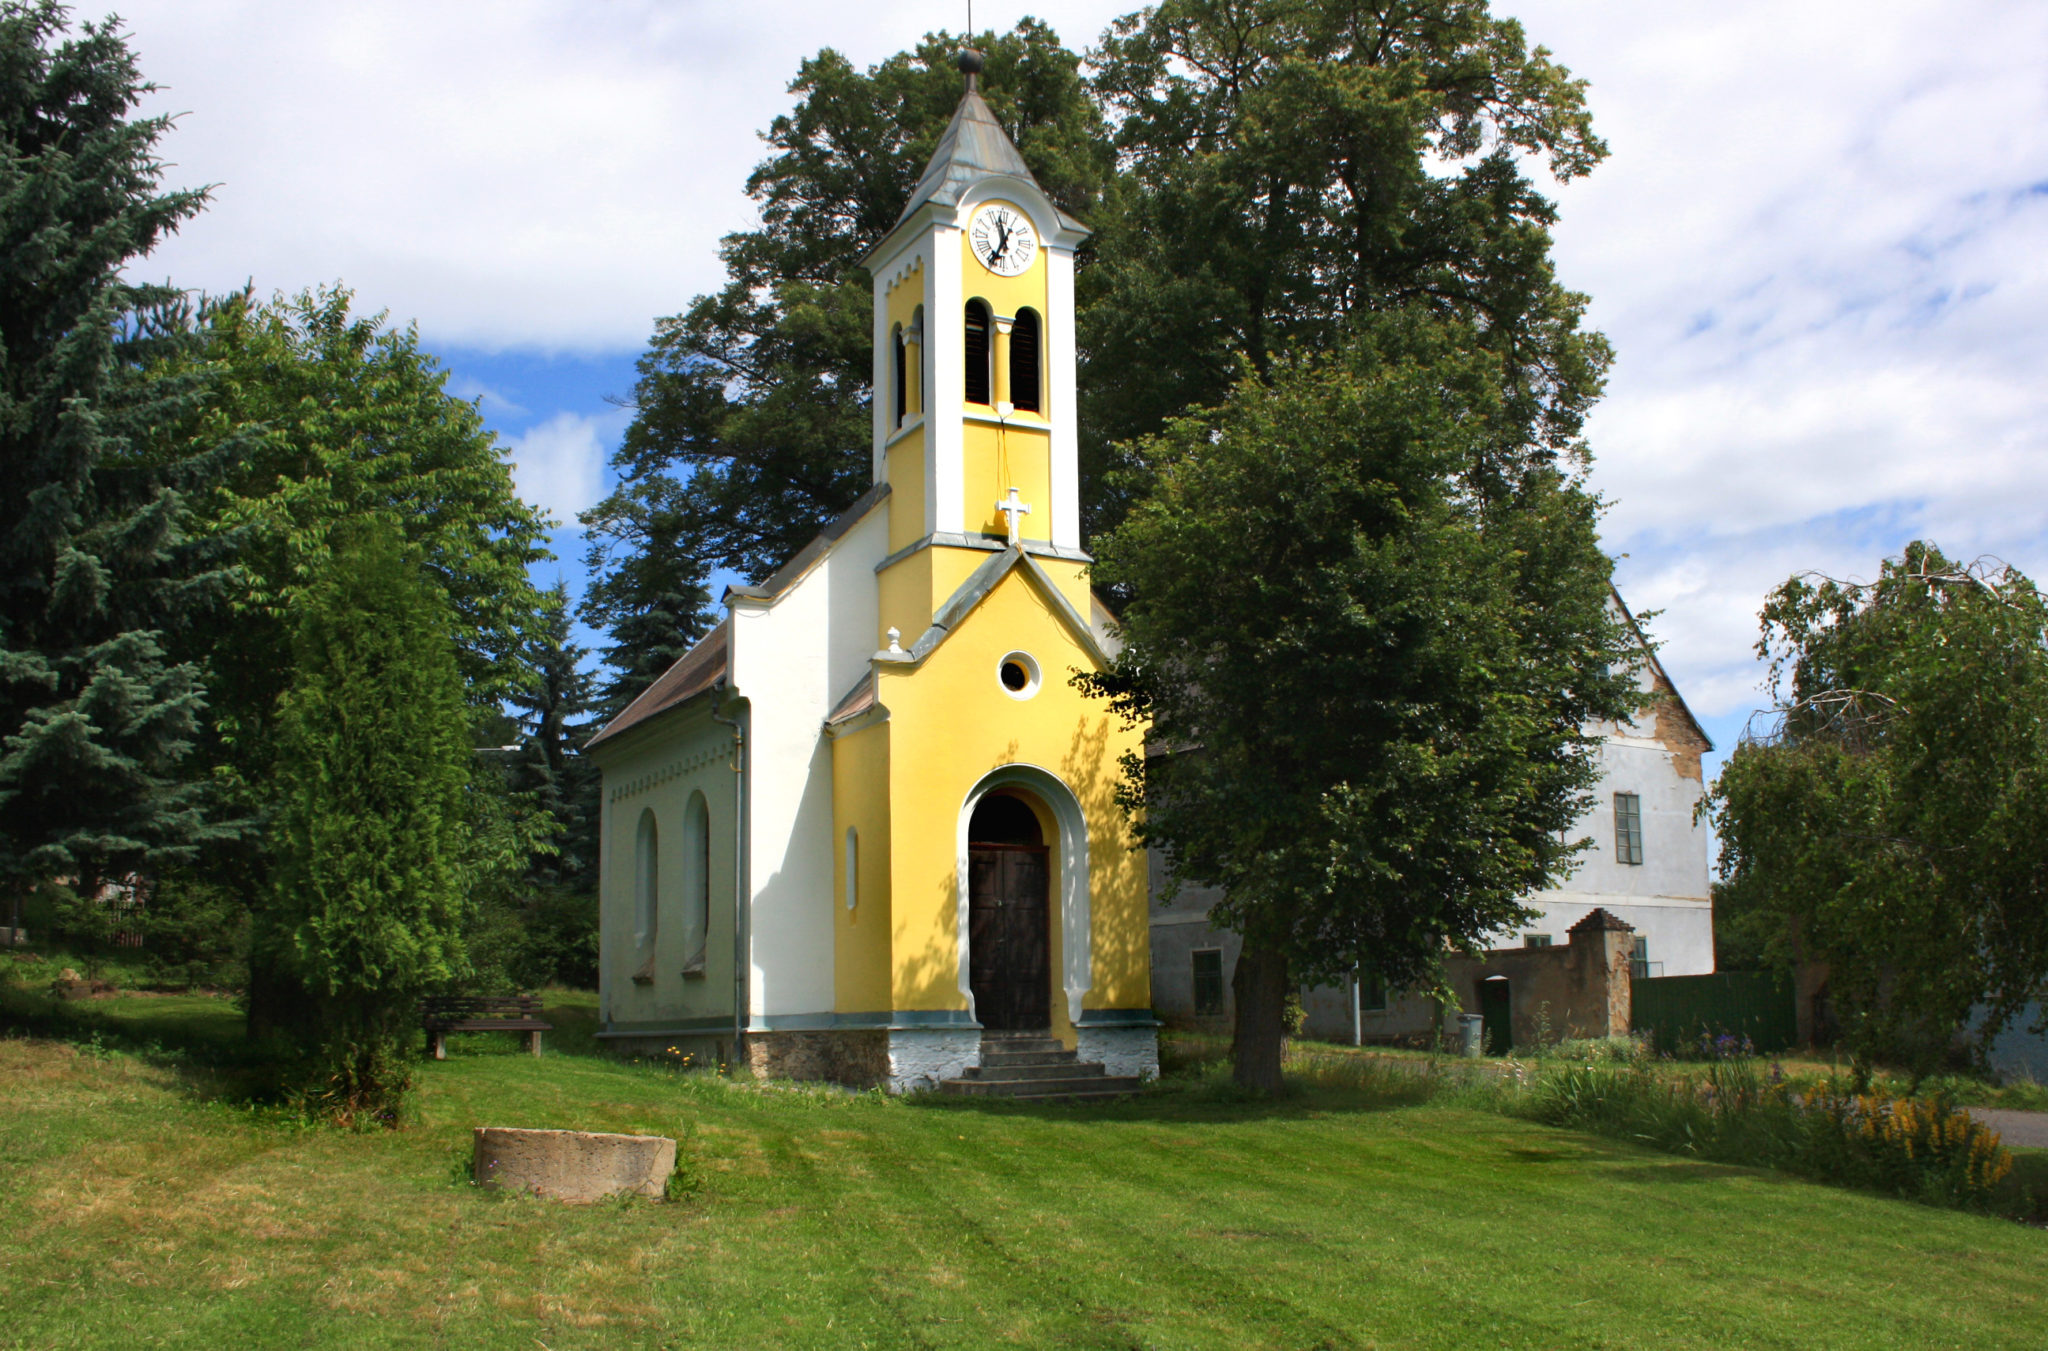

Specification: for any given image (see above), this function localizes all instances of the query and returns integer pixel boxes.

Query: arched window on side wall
[683,791,710,973]
[633,808,659,949]
[963,300,992,405]
[891,324,907,427]
[1009,307,1041,413]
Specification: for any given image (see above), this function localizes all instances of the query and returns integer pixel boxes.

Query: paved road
[1969,1108,2048,1149]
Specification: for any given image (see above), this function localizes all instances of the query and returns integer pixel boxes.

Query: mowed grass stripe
[2,993,2045,1349]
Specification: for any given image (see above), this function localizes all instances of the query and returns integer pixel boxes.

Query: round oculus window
[997,651,1041,699]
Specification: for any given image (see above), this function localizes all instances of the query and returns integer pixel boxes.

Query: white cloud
[98,0,2048,737]
[505,411,622,529]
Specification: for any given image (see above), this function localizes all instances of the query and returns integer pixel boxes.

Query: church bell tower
[862,49,1092,646]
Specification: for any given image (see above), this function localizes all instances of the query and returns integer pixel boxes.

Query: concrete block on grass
[472,1127,675,1203]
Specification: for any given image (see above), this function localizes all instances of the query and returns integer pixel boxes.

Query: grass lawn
[3,990,2045,1349]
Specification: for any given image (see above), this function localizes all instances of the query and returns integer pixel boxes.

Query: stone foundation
[1077,1024,1159,1080]
[743,1029,888,1087]
[887,1027,981,1092]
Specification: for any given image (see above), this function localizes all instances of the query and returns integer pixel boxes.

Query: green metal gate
[1632,972,1798,1055]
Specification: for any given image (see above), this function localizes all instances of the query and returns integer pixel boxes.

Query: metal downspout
[710,678,748,1070]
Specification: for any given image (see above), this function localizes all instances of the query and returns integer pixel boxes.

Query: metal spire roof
[892,50,1086,233]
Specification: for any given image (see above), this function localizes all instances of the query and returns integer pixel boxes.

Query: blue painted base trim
[1076,1008,1162,1028]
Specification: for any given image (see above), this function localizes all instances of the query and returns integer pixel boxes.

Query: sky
[111,0,2048,772]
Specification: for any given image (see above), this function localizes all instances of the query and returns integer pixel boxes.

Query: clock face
[969,204,1037,277]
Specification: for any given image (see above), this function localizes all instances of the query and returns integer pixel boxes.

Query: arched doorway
[966,792,1051,1030]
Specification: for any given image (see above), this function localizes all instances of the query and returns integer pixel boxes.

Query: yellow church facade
[585,56,1157,1091]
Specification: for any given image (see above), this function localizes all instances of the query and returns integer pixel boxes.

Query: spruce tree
[508,582,599,886]
[0,2,221,918]
[265,519,474,1123]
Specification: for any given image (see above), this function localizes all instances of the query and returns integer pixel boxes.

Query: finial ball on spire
[956,47,985,76]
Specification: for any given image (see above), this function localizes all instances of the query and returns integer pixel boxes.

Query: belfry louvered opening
[1009,307,1041,413]
[963,300,992,405]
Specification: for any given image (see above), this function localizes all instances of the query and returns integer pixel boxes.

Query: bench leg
[529,1030,543,1057]
[432,1031,446,1061]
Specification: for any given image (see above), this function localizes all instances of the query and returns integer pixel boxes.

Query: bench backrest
[421,994,543,1020]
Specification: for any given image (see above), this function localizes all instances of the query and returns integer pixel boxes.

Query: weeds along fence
[1526,1061,2013,1211]
[1633,971,1799,1055]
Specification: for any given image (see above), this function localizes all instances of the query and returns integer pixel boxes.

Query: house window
[633,808,659,948]
[1192,949,1225,1016]
[1359,971,1388,1012]
[682,791,710,974]
[1631,936,1660,980]
[1614,792,1644,865]
[964,300,992,405]
[1525,933,1553,949]
[1009,307,1041,412]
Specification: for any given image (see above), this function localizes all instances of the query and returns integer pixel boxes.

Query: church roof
[890,74,1088,235]
[583,621,727,752]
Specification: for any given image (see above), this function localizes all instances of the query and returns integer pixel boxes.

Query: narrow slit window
[634,809,659,948]
[682,792,710,973]
[1009,307,1041,413]
[1192,949,1225,1016]
[1614,792,1643,865]
[892,325,907,427]
[844,827,858,911]
[963,300,991,405]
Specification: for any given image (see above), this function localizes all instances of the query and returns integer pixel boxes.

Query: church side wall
[729,502,888,1023]
[594,705,738,1048]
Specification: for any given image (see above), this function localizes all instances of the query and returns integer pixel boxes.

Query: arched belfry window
[891,324,907,427]
[964,300,992,405]
[1009,307,1041,414]
[683,791,710,973]
[634,808,659,949]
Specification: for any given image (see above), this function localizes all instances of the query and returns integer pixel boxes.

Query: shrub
[1527,1061,2012,1210]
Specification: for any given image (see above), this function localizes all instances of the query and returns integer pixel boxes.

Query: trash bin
[1457,1013,1485,1058]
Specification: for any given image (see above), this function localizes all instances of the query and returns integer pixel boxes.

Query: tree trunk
[1230,941,1289,1093]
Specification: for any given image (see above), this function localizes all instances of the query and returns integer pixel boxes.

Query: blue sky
[114,0,2048,786]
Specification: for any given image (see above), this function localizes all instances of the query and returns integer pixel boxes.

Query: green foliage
[0,2,228,900]
[504,582,598,885]
[1708,543,2048,1078]
[1083,0,1612,538]
[176,286,550,732]
[1527,1060,2015,1211]
[261,521,478,1124]
[1083,316,1637,1001]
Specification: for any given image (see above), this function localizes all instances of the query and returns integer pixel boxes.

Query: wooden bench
[421,994,552,1060]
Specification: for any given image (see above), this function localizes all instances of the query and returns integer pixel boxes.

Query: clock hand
[992,218,1010,260]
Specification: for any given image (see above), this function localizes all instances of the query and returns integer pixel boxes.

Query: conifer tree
[265,520,474,1123]
[0,2,223,917]
[507,583,599,886]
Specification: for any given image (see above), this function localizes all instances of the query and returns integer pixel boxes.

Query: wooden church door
[967,795,1052,1031]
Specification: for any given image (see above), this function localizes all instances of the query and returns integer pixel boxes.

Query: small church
[584,52,1159,1093]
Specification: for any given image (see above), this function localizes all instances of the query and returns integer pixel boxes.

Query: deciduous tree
[1081,316,1636,1090]
[1710,544,2048,1080]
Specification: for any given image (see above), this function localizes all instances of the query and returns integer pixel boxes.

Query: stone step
[980,1036,1064,1052]
[959,1061,1105,1082]
[937,1074,1144,1102]
[978,1049,1078,1068]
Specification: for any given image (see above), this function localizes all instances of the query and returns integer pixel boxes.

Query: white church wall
[729,500,889,1020]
